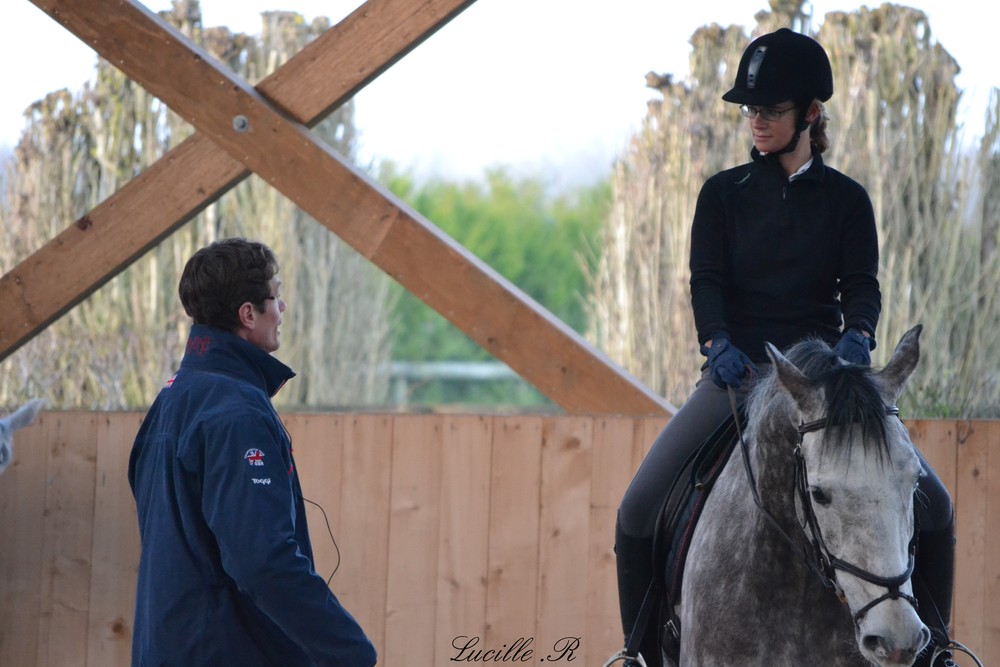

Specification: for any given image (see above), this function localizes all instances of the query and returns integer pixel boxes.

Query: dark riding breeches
[912,447,955,634]
[618,369,752,539]
[614,369,752,665]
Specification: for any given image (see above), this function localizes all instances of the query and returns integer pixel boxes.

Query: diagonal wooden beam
[14,0,672,415]
[1,0,471,355]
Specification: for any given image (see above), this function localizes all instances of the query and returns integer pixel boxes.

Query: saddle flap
[653,406,746,612]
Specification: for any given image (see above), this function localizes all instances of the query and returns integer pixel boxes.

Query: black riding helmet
[723,28,833,105]
[724,28,833,155]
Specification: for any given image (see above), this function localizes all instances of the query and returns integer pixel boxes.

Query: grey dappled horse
[675,326,928,667]
[0,399,45,477]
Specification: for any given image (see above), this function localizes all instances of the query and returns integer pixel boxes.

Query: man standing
[129,238,376,666]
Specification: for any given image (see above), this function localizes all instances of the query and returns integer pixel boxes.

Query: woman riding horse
[613,28,955,667]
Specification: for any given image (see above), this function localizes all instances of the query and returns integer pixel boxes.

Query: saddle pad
[652,406,746,657]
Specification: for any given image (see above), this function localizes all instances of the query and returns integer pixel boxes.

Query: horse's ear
[766,342,822,416]
[877,325,922,403]
[8,399,44,432]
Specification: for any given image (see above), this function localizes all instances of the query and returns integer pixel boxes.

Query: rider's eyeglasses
[739,104,797,122]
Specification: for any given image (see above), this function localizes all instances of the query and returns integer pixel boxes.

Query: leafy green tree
[379,166,609,406]
[383,167,608,361]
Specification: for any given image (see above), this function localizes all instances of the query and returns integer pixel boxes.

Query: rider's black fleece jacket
[690,147,881,363]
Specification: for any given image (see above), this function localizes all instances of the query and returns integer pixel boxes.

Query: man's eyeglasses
[739,104,796,122]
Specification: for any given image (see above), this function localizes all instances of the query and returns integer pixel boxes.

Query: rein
[727,387,918,626]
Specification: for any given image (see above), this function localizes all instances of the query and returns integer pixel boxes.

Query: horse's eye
[811,488,831,505]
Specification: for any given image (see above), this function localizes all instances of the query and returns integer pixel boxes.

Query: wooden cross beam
[6,0,672,415]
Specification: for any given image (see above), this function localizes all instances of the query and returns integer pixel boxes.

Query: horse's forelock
[752,338,891,460]
[816,364,891,461]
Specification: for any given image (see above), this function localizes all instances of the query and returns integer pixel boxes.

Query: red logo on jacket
[186,336,211,356]
[244,449,265,467]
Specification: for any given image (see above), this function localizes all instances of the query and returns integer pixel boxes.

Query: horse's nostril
[863,629,928,661]
[862,634,887,655]
[918,626,932,652]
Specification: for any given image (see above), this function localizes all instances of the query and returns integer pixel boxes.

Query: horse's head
[0,399,45,477]
[766,326,929,667]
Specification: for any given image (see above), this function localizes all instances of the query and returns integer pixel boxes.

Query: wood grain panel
[35,413,98,667]
[86,413,143,667]
[953,420,989,655]
[536,417,593,664]
[384,415,443,665]
[909,419,959,497]
[0,413,996,667]
[434,416,492,663]
[286,413,346,581]
[588,418,645,660]
[0,416,48,666]
[337,414,395,655]
[983,421,1000,663]
[484,416,543,648]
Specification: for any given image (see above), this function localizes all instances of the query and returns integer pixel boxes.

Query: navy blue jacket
[128,325,376,667]
[690,148,881,363]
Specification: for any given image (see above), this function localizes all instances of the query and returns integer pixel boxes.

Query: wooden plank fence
[0,412,996,666]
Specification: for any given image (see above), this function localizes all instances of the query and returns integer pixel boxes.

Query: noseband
[729,388,919,626]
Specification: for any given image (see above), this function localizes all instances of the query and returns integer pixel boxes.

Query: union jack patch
[244,448,265,467]
[164,374,177,388]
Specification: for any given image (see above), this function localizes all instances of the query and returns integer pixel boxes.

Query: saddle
[651,405,746,662]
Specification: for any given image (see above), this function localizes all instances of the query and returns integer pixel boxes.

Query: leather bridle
[728,387,919,626]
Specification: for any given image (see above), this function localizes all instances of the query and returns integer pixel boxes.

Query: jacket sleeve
[689,176,730,344]
[837,184,882,346]
[199,410,377,667]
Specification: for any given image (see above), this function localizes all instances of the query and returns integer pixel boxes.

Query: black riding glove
[702,334,757,389]
[834,328,872,365]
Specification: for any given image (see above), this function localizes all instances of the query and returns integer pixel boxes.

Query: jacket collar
[750,146,826,182]
[181,324,295,398]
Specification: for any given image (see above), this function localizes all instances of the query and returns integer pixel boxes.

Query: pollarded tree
[819,5,1000,416]
[587,22,750,404]
[0,1,393,409]
[589,1,1000,416]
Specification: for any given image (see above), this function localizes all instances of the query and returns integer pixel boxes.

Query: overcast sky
[1,1,995,187]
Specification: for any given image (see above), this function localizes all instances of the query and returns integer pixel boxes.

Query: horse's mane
[747,338,890,460]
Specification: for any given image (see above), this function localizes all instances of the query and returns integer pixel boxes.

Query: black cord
[300,494,341,585]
